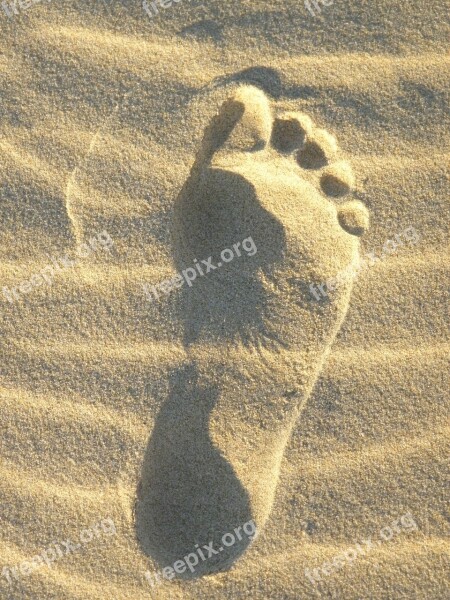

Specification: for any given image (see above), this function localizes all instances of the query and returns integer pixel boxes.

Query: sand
[0,0,449,599]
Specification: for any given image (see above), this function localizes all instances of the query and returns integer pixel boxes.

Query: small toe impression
[337,201,370,236]
[321,161,355,197]
[271,112,313,153]
[297,128,338,169]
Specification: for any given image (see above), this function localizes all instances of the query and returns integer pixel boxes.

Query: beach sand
[0,0,449,598]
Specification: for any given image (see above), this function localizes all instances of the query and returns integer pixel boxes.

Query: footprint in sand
[136,86,370,577]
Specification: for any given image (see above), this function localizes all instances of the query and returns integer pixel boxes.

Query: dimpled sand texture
[1,1,448,598]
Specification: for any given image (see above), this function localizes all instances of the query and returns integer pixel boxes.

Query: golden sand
[0,0,449,598]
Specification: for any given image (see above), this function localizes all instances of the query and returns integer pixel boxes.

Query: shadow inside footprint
[136,364,253,578]
[137,160,287,577]
[174,168,287,346]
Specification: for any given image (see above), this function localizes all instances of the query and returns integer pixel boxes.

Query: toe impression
[297,128,338,169]
[271,112,313,153]
[337,201,370,236]
[321,161,355,197]
[199,86,272,164]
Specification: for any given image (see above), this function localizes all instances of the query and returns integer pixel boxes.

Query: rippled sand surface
[0,1,448,598]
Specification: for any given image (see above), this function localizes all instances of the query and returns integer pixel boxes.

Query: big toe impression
[200,86,272,163]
